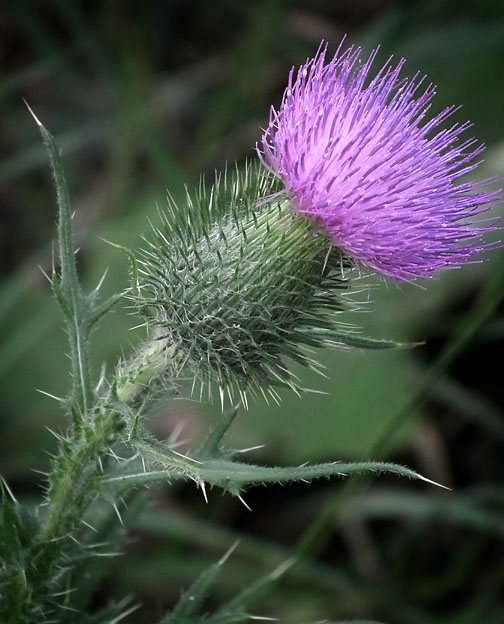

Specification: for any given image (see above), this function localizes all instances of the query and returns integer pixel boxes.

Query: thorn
[84,540,110,550]
[38,265,52,284]
[129,322,149,332]
[172,449,202,464]
[240,389,249,410]
[51,587,77,597]
[112,503,124,525]
[416,473,452,490]
[237,494,252,511]
[236,445,265,454]
[80,519,98,533]
[219,539,240,564]
[200,481,208,503]
[94,551,124,558]
[95,267,109,291]
[108,448,124,462]
[271,556,296,579]
[109,602,141,623]
[95,362,107,393]
[168,420,185,444]
[1,477,17,503]
[45,426,63,440]
[37,389,65,403]
[97,456,104,473]
[56,603,80,613]
[169,438,189,450]
[23,98,43,127]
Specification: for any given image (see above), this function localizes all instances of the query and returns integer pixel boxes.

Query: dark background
[1,1,504,622]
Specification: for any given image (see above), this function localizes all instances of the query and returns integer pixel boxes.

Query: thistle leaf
[26,102,93,423]
[101,447,447,497]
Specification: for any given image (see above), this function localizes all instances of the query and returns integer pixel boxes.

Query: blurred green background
[1,1,504,622]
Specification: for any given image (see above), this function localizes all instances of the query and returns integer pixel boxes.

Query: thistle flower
[260,40,500,282]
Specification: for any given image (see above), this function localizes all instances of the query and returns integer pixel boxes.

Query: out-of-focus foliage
[1,1,504,623]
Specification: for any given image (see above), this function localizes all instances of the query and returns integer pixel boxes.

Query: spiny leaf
[194,458,448,494]
[101,448,447,497]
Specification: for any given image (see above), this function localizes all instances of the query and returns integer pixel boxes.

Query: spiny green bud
[133,162,354,404]
[116,333,175,408]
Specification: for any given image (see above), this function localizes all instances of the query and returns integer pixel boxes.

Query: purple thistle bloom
[259,40,500,282]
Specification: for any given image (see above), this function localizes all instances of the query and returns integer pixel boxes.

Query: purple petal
[259,40,501,282]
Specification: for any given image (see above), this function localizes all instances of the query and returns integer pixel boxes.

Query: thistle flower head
[260,40,500,282]
[134,163,352,403]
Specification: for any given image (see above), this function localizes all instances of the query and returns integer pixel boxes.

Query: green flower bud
[133,163,352,403]
[116,332,175,408]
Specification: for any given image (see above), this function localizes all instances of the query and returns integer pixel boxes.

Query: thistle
[132,40,501,400]
[7,38,499,624]
[259,40,500,282]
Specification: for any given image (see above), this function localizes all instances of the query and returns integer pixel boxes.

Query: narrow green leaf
[26,102,93,422]
[157,546,236,623]
[24,101,80,299]
[216,558,292,615]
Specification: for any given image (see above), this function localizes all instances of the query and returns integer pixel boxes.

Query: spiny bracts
[134,163,354,403]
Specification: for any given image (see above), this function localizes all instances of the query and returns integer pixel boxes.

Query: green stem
[40,443,90,544]
[30,408,121,594]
